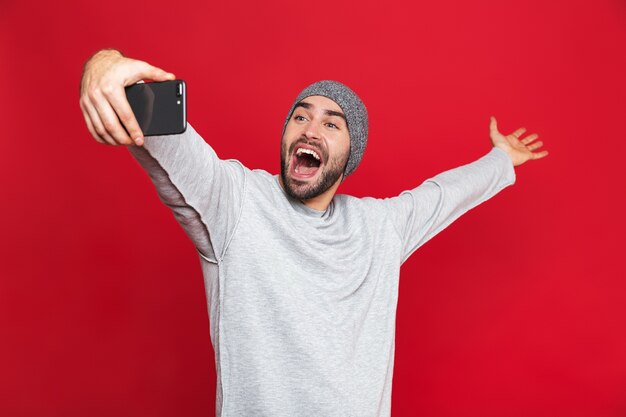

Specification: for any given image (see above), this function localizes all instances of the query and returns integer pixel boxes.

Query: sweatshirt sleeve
[127,123,245,263]
[384,147,516,264]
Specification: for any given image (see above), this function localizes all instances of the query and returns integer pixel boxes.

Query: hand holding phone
[79,50,178,146]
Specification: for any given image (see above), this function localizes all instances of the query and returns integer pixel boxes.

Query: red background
[2,0,625,416]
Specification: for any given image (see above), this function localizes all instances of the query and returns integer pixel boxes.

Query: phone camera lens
[176,83,182,97]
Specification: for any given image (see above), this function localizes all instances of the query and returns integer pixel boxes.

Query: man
[79,49,548,417]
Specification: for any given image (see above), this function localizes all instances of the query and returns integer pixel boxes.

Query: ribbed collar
[273,175,335,220]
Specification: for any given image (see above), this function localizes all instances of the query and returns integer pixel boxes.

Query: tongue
[295,155,320,176]
[297,164,318,175]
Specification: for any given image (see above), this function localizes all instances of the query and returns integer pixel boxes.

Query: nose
[304,121,321,140]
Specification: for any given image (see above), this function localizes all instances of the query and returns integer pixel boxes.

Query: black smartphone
[124,80,186,136]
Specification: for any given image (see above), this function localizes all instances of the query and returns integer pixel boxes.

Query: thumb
[148,66,176,82]
[127,61,176,85]
[489,116,498,135]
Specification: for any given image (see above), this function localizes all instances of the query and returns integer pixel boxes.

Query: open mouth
[292,146,323,178]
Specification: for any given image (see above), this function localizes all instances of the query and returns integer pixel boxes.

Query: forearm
[128,123,245,262]
[127,122,228,213]
[397,147,515,261]
[421,147,516,222]
[128,124,216,257]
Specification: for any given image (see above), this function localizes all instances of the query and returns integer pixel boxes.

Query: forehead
[298,95,343,113]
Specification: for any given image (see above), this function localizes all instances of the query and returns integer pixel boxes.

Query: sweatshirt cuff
[489,146,516,187]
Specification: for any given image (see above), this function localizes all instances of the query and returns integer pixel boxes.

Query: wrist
[85,49,124,69]
[493,144,517,166]
[80,49,125,94]
[94,48,124,59]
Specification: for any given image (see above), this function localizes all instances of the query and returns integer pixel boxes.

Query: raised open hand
[489,116,548,166]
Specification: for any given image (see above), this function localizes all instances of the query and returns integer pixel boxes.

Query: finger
[489,116,498,135]
[91,90,134,145]
[83,98,117,145]
[510,127,527,139]
[127,60,175,85]
[521,133,539,145]
[107,84,144,145]
[527,140,544,152]
[80,102,105,144]
[532,150,549,159]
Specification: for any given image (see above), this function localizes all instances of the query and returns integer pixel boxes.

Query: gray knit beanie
[282,80,368,177]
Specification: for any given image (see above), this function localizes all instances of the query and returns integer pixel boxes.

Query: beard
[280,137,348,201]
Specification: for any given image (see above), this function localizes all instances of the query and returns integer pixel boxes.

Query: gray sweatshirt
[128,124,515,417]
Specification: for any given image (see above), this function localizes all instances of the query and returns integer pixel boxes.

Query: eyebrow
[295,102,347,121]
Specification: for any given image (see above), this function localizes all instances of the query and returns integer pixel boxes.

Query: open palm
[490,116,548,166]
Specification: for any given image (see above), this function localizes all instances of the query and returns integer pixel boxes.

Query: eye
[325,122,338,129]
[294,115,306,122]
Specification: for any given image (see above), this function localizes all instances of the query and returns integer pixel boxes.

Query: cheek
[338,134,351,160]
[283,120,299,137]
[280,138,290,161]
[282,124,298,146]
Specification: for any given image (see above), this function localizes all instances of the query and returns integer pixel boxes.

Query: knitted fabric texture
[282,80,369,177]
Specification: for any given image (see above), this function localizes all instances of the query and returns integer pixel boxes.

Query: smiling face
[280,95,351,203]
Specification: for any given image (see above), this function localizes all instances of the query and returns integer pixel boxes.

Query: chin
[282,173,322,200]
[282,165,343,201]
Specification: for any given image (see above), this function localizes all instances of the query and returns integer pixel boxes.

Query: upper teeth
[296,148,320,160]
